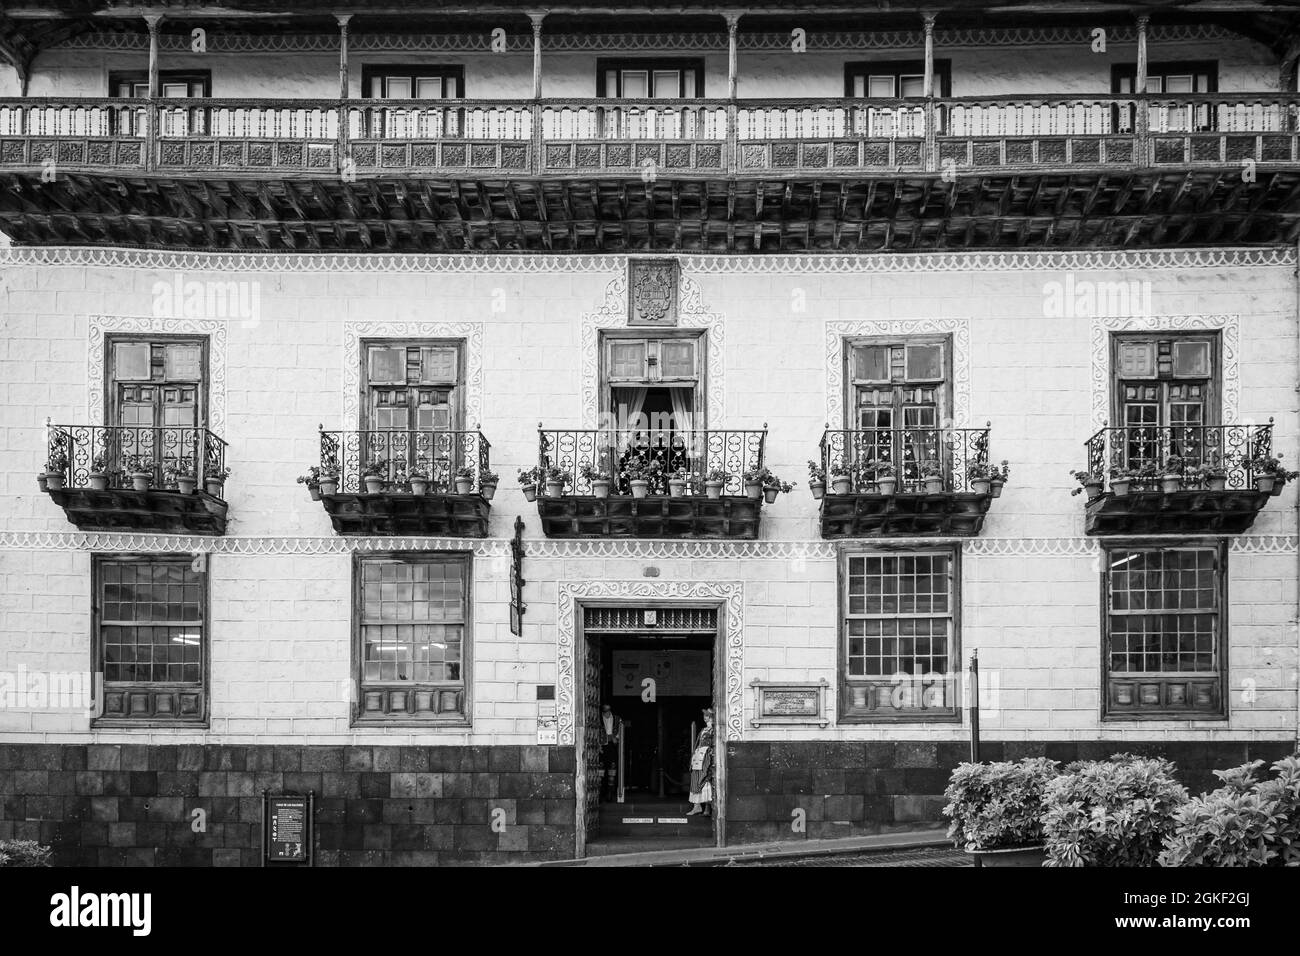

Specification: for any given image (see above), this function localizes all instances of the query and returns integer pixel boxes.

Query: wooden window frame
[838,544,961,724]
[596,57,706,98]
[91,553,210,729]
[351,551,473,728]
[844,333,952,428]
[105,333,210,429]
[1110,61,1219,96]
[1100,540,1228,721]
[108,69,212,98]
[359,63,466,99]
[844,59,952,98]
[359,337,465,433]
[1109,331,1221,429]
[598,328,707,429]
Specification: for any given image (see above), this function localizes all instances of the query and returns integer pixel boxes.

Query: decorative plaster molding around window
[87,314,228,434]
[342,322,483,431]
[1090,314,1240,430]
[556,580,745,746]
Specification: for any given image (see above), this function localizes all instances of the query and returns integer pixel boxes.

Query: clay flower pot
[831,477,852,495]
[924,476,944,494]
[990,479,1004,498]
[1110,478,1131,497]
[1254,475,1276,494]
[1160,474,1183,494]
[176,475,197,495]
[130,472,152,492]
[745,481,763,499]
[44,472,66,491]
[971,478,991,495]
[88,473,110,492]
[763,485,780,504]
[522,484,537,502]
[455,477,474,495]
[364,475,384,494]
[319,477,338,496]
[410,478,429,496]
[877,477,897,495]
[593,479,612,498]
[481,481,497,500]
[704,480,724,499]
[668,479,686,497]
[809,480,825,500]
[205,478,225,497]
[545,479,564,497]
[629,480,649,499]
[1207,475,1227,492]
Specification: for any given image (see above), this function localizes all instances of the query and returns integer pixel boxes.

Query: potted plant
[479,468,499,500]
[361,460,387,494]
[1108,464,1140,497]
[1069,468,1103,500]
[668,467,689,497]
[581,462,612,498]
[1159,455,1185,494]
[807,460,826,499]
[703,467,730,499]
[88,454,111,492]
[742,466,766,500]
[126,455,153,492]
[204,465,230,497]
[318,465,339,496]
[1202,460,1229,492]
[408,461,430,496]
[943,757,1060,867]
[454,465,476,495]
[764,475,793,504]
[875,460,897,496]
[966,460,993,496]
[623,456,659,499]
[44,450,69,491]
[517,466,542,502]
[989,460,1010,497]
[167,460,198,495]
[1249,453,1298,495]
[543,465,570,498]
[920,459,944,494]
[855,459,878,495]
[297,465,323,500]
[829,462,852,496]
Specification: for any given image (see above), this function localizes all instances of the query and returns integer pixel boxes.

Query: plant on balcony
[989,460,1010,497]
[807,460,827,499]
[874,460,897,496]
[1069,468,1104,499]
[1160,455,1185,494]
[966,460,995,496]
[1107,463,1144,497]
[919,459,945,494]
[479,468,499,501]
[742,466,767,500]
[124,455,153,492]
[543,466,571,498]
[362,459,387,494]
[454,464,477,495]
[1184,461,1227,492]
[581,462,612,499]
[518,466,543,502]
[1248,453,1298,495]
[668,466,690,497]
[828,461,853,496]
[318,463,340,496]
[165,460,198,495]
[88,454,111,491]
[703,467,731,499]
[622,456,660,499]
[204,465,231,497]
[298,465,324,500]
[407,460,431,496]
[42,449,70,491]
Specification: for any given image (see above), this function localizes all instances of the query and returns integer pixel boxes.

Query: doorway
[576,602,723,858]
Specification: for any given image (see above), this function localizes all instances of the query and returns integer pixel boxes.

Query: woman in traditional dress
[686,707,715,817]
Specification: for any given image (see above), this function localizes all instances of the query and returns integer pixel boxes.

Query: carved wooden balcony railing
[1080,422,1278,535]
[4,93,1298,177]
[535,425,767,539]
[315,426,493,536]
[42,423,229,534]
[818,425,997,538]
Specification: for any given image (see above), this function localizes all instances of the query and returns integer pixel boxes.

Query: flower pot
[990,479,1004,498]
[1254,475,1276,494]
[364,476,384,494]
[545,480,564,497]
[964,845,1046,868]
[1110,478,1131,497]
[809,480,825,500]
[971,478,991,495]
[831,477,852,495]
[36,473,48,492]
[1270,477,1285,497]
[307,482,321,501]
[763,486,780,504]
[319,478,338,496]
[88,473,110,492]
[177,476,197,495]
[1160,475,1182,494]
[924,477,944,494]
[410,479,429,496]
[522,485,537,502]
[1207,475,1227,492]
[131,473,151,492]
[668,479,686,497]
[1083,480,1103,499]
[878,477,897,496]
[745,481,763,500]
[44,472,65,491]
[204,478,225,497]
[704,480,724,499]
[630,480,649,499]
[481,482,497,501]
[592,480,612,498]
[455,477,474,495]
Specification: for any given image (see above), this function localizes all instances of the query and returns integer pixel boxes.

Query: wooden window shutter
[659,340,695,379]
[419,347,458,384]
[1172,340,1211,379]
[164,344,202,381]
[851,344,890,383]
[113,343,152,381]
[368,347,407,385]
[608,340,647,380]
[1118,341,1157,378]
[904,343,944,381]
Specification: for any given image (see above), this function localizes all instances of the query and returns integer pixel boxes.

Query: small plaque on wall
[263,792,314,866]
[628,259,679,326]
[750,679,830,728]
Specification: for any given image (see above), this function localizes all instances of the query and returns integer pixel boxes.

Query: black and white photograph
[0,0,1296,936]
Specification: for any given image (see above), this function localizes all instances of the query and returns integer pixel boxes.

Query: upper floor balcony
[41,422,229,535]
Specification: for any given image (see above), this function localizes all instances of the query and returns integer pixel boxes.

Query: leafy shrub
[942,757,1060,850]
[0,840,52,867]
[1042,754,1188,867]
[1158,754,1300,867]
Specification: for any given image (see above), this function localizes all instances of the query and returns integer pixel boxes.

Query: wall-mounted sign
[628,259,679,326]
[750,679,830,728]
[510,515,526,636]
[263,792,314,866]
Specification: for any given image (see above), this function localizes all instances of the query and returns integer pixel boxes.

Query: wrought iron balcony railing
[46,423,228,495]
[4,92,1298,175]
[319,427,490,494]
[537,427,767,497]
[820,426,992,494]
[1083,423,1274,491]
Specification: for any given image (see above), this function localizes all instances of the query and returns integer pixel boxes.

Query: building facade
[0,1,1298,866]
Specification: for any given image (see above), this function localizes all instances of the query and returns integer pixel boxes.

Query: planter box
[965,845,1046,868]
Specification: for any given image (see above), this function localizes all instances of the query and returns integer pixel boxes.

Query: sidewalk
[536,828,954,867]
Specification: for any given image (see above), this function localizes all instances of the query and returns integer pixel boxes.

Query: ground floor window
[353,552,471,725]
[1103,543,1226,718]
[840,548,959,722]
[93,554,207,725]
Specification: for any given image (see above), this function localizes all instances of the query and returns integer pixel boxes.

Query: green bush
[1158,754,1300,867]
[942,757,1060,850]
[0,839,53,867]
[1042,754,1188,867]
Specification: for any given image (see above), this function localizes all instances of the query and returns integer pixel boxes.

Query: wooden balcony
[1080,423,1278,535]
[535,426,767,539]
[314,427,493,537]
[2,94,1299,250]
[42,423,229,535]
[818,426,998,538]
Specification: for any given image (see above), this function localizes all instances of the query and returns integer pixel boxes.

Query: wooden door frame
[357,337,466,432]
[572,597,726,860]
[103,333,210,428]
[597,328,708,430]
[1107,331,1222,428]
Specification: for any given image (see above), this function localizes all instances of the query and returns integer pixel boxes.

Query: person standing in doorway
[687,707,715,817]
[598,703,623,802]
